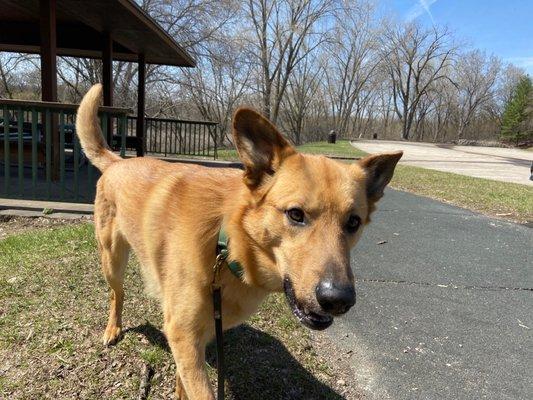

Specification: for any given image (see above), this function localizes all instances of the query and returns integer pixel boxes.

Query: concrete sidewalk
[330,189,532,399]
[351,140,533,186]
[0,198,93,219]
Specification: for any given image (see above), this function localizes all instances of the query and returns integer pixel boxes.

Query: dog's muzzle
[283,277,333,330]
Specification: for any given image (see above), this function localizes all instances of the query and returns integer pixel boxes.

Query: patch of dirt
[0,215,90,240]
[312,332,365,399]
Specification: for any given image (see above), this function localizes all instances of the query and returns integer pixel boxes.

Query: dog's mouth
[283,277,333,331]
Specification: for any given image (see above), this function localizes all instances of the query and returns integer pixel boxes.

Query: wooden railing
[0,99,129,203]
[126,116,219,159]
[1,99,221,203]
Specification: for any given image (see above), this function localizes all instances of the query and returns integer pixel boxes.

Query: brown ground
[0,217,363,399]
[0,214,89,240]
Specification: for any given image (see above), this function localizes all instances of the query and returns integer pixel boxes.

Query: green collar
[217,227,244,279]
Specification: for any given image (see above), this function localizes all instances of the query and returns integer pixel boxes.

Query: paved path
[329,189,532,399]
[351,140,533,186]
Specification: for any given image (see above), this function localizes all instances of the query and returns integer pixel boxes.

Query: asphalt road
[327,189,532,400]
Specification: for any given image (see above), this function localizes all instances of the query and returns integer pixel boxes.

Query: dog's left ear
[358,151,403,203]
[233,107,296,188]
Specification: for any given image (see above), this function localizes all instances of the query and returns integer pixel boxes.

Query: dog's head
[232,108,402,330]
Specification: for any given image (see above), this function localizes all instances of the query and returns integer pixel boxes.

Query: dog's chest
[220,280,267,328]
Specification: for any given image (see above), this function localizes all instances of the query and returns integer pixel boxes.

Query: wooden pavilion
[0,0,196,157]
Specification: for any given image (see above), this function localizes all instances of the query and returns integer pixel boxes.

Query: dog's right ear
[358,151,403,203]
[232,108,296,188]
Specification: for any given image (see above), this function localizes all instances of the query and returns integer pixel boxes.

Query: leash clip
[212,251,228,287]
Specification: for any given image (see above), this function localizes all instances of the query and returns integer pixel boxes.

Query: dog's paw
[102,325,122,346]
[174,376,189,400]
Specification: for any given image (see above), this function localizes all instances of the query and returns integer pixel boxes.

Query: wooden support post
[40,0,57,102]
[102,31,113,145]
[136,54,146,157]
[40,0,59,180]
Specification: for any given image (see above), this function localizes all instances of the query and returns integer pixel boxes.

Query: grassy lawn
[216,140,366,161]
[390,165,533,222]
[0,224,346,399]
[296,140,367,158]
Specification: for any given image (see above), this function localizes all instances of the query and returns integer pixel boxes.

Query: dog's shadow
[127,323,344,399]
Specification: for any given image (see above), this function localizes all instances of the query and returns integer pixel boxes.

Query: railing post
[31,108,38,199]
[136,54,146,157]
[213,126,218,160]
[3,105,10,195]
[87,152,94,202]
[202,124,207,157]
[101,113,108,145]
[120,114,126,158]
[73,123,79,202]
[17,108,23,195]
[45,109,51,199]
[59,111,65,200]
[102,31,114,145]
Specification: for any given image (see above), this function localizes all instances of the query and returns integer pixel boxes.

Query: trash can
[328,130,336,144]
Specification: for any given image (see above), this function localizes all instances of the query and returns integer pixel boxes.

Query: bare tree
[244,0,333,123]
[0,53,39,99]
[50,1,239,110]
[381,22,456,139]
[139,0,238,53]
[181,39,253,144]
[1,1,529,147]
[454,50,501,138]
[324,1,381,138]
[425,75,457,141]
[281,53,323,144]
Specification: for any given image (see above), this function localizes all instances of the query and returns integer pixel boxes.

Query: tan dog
[76,84,402,399]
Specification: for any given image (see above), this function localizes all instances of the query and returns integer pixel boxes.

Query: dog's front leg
[166,324,214,400]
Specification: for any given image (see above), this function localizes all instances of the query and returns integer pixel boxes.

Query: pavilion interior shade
[0,0,195,66]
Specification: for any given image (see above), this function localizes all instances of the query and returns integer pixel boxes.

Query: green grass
[297,140,366,158]
[216,140,366,161]
[215,148,239,160]
[0,224,345,399]
[390,165,533,222]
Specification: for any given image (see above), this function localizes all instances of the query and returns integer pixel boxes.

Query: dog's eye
[346,215,361,233]
[286,208,305,225]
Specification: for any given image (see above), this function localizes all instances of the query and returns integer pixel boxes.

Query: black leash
[212,229,243,400]
[212,250,228,400]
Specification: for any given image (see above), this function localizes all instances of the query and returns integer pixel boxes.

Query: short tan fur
[76,84,402,399]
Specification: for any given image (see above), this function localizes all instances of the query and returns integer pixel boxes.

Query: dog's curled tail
[75,84,121,172]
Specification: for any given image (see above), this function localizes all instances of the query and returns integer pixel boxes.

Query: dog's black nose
[316,280,356,315]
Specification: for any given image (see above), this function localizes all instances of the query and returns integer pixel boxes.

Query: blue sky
[378,0,533,74]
